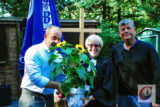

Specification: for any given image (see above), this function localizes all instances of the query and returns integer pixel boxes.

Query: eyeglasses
[88,44,101,48]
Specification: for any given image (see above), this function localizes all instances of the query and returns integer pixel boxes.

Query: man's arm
[45,81,62,93]
[148,45,160,104]
[25,47,59,90]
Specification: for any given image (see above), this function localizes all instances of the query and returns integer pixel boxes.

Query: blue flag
[18,0,63,77]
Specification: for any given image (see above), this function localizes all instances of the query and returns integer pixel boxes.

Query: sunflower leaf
[80,54,88,62]
[49,42,97,99]
[61,48,72,55]
[77,67,87,82]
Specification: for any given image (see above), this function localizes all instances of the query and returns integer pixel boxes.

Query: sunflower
[57,40,66,47]
[75,44,85,53]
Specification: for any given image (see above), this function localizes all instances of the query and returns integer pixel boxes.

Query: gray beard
[51,43,57,47]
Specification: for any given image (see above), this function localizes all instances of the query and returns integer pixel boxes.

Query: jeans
[118,95,152,107]
[18,88,54,107]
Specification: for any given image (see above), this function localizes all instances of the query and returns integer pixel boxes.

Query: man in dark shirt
[112,19,160,107]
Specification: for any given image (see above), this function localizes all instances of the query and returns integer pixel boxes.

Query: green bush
[99,20,121,58]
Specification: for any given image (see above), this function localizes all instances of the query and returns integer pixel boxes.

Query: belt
[23,88,53,98]
[119,91,137,96]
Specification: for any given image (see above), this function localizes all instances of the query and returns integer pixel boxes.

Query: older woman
[81,34,116,107]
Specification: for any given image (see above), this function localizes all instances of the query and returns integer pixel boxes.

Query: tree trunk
[118,7,121,23]
[102,1,107,21]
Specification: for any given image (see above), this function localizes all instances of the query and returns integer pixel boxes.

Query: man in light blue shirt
[19,26,63,107]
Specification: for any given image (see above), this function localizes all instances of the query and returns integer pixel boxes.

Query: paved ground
[2,101,18,107]
[1,100,118,107]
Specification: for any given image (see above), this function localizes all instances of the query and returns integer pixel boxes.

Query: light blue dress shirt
[21,41,65,95]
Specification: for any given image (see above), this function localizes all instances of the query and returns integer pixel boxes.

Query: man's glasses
[88,44,101,48]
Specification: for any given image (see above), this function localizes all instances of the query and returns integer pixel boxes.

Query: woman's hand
[152,102,160,107]
[80,96,94,107]
[67,92,73,98]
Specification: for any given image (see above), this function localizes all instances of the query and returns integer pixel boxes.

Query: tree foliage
[140,0,160,27]
[1,0,160,57]
[0,0,29,17]
[55,0,79,19]
[1,0,160,27]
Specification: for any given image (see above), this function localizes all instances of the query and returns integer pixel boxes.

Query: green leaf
[49,46,57,51]
[89,61,96,71]
[60,78,73,97]
[48,42,97,99]
[54,63,63,79]
[80,54,88,62]
[48,54,58,65]
[48,59,53,65]
[85,57,90,64]
[89,75,95,88]
[86,89,91,100]
[71,54,80,63]
[51,63,57,71]
[51,54,59,60]
[60,82,72,97]
[77,78,85,89]
[65,43,73,47]
[50,72,54,80]
[77,67,87,82]
[62,48,72,55]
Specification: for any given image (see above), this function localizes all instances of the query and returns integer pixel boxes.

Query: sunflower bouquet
[49,41,97,98]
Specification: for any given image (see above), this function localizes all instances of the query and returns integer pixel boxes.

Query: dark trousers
[118,95,152,107]
[86,100,114,107]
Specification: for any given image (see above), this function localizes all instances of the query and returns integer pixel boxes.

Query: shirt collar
[122,38,140,50]
[41,41,51,52]
[91,59,97,66]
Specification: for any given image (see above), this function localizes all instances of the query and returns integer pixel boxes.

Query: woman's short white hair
[85,34,103,48]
